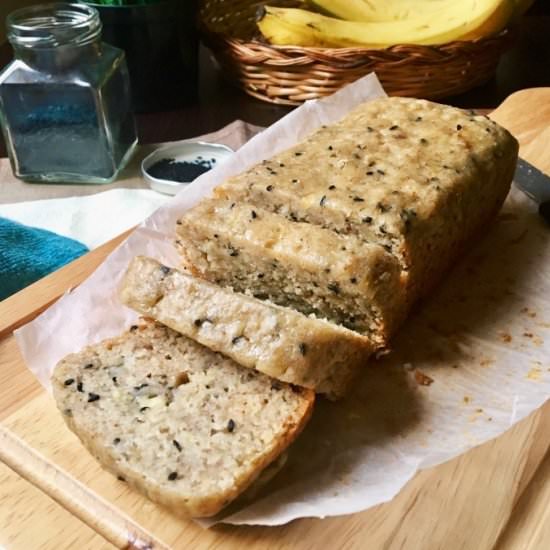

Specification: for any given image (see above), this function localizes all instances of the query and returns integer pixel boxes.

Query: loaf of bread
[51,321,314,518]
[175,199,404,343]
[120,256,375,397]
[213,97,519,303]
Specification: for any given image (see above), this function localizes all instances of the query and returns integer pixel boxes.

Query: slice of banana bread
[52,320,314,518]
[120,256,375,398]
[175,199,404,342]
[213,97,519,304]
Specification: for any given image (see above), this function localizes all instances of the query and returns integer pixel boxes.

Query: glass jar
[0,3,138,184]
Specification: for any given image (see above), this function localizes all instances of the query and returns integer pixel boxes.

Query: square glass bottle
[0,3,138,183]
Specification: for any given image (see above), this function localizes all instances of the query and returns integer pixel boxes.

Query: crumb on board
[463,396,471,404]
[520,307,537,318]
[499,332,513,343]
[414,370,434,386]
[479,358,494,367]
[527,367,542,381]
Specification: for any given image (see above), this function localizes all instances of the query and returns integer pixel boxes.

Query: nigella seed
[366,171,374,176]
[64,378,75,386]
[368,161,376,167]
[294,152,303,156]
[292,179,298,183]
[299,343,307,356]
[117,476,126,482]
[362,216,373,224]
[258,273,264,279]
[328,282,340,294]
[367,126,374,132]
[271,381,282,391]
[266,185,273,192]
[77,382,84,393]
[146,373,152,379]
[389,125,399,131]
[227,419,236,432]
[420,138,428,145]
[130,325,138,332]
[416,116,423,122]
[168,472,178,481]
[112,376,118,385]
[279,163,285,167]
[328,185,336,190]
[160,265,171,275]
[320,195,327,207]
[229,248,239,257]
[456,124,462,130]
[134,383,148,390]
[353,196,364,202]
[350,277,358,284]
[173,440,182,452]
[139,406,150,412]
[377,169,385,175]
[87,393,100,403]
[84,363,94,369]
[113,438,121,445]
[328,145,333,150]
[251,210,257,219]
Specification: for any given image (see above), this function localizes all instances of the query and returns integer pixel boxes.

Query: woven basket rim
[200,19,514,55]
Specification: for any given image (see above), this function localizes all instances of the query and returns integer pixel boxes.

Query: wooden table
[1,87,550,549]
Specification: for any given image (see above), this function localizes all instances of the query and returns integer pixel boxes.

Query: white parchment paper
[15,73,550,526]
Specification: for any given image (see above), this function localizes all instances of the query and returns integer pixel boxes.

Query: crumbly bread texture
[51,321,314,518]
[213,97,519,303]
[175,199,404,342]
[120,256,375,397]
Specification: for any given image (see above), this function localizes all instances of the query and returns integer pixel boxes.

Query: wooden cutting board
[1,88,550,550]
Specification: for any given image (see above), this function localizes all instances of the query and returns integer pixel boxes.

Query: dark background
[0,0,548,156]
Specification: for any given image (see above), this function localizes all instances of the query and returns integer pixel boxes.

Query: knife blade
[514,157,550,225]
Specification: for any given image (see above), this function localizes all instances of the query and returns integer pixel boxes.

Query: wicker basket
[199,0,517,105]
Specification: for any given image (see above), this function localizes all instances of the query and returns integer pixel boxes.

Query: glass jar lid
[7,3,101,49]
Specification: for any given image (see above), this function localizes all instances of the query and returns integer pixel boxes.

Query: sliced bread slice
[175,199,405,343]
[52,320,314,518]
[119,256,375,398]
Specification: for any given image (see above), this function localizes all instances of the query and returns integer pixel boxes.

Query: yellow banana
[306,0,459,23]
[258,11,322,47]
[258,2,513,49]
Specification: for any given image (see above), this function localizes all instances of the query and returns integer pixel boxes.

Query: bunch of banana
[257,0,534,49]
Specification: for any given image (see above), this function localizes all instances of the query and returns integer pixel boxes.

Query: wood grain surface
[1,88,549,550]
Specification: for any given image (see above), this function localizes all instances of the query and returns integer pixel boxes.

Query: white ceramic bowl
[141,141,234,195]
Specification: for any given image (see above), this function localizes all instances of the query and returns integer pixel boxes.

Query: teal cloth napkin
[0,217,88,301]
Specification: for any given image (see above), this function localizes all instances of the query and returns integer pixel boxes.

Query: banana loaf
[120,256,375,397]
[213,97,519,304]
[175,199,404,342]
[52,320,314,518]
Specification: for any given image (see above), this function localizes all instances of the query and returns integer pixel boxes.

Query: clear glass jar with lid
[0,3,137,183]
